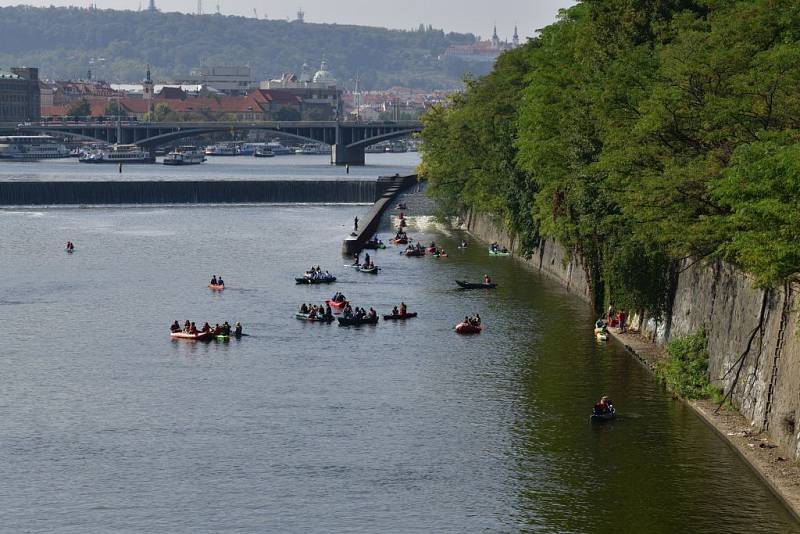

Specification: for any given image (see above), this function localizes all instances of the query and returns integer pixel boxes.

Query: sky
[5,0,576,38]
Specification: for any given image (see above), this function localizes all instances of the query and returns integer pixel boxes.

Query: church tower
[143,65,154,100]
[513,25,520,48]
[492,24,500,49]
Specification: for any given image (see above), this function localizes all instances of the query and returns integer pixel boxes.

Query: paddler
[210,275,218,285]
[201,322,211,333]
[170,320,181,333]
[483,274,492,284]
[234,322,242,336]
[222,321,231,335]
[399,302,407,316]
[217,275,224,287]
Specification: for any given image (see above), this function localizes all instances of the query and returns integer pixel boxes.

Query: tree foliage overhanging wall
[421,0,800,314]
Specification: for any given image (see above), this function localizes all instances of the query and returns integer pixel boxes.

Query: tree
[153,103,172,122]
[66,98,91,118]
[104,101,128,118]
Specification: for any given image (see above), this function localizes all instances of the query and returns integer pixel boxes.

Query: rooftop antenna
[296,8,304,22]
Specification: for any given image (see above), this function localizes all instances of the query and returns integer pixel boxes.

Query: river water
[0,155,798,532]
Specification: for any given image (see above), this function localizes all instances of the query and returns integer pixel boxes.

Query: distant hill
[0,5,482,90]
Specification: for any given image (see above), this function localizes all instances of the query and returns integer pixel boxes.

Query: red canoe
[171,331,214,341]
[455,322,482,335]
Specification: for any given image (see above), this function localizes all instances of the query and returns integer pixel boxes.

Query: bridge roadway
[0,120,423,166]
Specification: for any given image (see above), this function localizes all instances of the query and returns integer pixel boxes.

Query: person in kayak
[201,322,211,333]
[65,241,75,252]
[399,302,407,316]
[325,304,332,318]
[170,320,181,333]
[300,303,309,314]
[364,252,370,266]
[483,274,492,284]
[593,396,613,415]
[217,276,224,286]
[213,323,223,335]
[234,322,243,336]
[210,275,218,285]
[189,322,198,334]
[368,307,377,319]
[222,321,231,335]
[392,306,399,316]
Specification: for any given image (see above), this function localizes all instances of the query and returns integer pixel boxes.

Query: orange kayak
[208,284,225,291]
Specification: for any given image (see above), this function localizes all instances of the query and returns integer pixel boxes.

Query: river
[0,155,797,532]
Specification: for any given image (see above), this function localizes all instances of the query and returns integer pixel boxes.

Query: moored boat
[382,312,418,321]
[79,144,154,164]
[0,135,71,160]
[164,145,206,165]
[456,280,497,290]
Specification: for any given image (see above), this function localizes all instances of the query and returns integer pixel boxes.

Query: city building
[0,67,41,122]
[187,66,254,95]
[259,60,341,120]
[440,25,520,64]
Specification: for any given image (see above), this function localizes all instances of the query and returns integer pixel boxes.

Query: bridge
[0,120,423,165]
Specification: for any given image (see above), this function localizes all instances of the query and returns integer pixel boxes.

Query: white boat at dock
[163,146,206,165]
[0,135,71,160]
[79,144,154,164]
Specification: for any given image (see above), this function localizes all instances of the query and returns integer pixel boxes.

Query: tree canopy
[421,0,800,313]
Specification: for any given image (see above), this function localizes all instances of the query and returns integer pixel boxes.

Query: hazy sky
[6,0,576,37]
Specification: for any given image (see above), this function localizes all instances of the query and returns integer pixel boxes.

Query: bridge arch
[347,129,420,150]
[135,126,327,149]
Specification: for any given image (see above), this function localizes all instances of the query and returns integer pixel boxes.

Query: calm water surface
[0,168,798,532]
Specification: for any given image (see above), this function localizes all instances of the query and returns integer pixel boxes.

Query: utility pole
[354,72,360,122]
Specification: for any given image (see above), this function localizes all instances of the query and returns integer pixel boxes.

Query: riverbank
[461,212,800,522]
[610,328,800,522]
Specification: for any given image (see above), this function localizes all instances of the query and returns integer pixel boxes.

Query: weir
[0,180,382,206]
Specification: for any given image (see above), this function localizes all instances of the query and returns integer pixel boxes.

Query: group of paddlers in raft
[298,302,334,321]
[171,320,242,336]
[303,266,335,281]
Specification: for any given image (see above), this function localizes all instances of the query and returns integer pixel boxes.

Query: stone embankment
[0,180,384,206]
[341,174,419,256]
[463,210,800,519]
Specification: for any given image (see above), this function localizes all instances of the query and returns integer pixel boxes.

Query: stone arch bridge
[2,120,422,165]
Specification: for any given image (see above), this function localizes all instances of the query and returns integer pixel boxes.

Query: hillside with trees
[0,5,477,89]
[421,0,800,313]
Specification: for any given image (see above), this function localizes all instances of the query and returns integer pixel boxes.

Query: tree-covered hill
[0,5,478,89]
